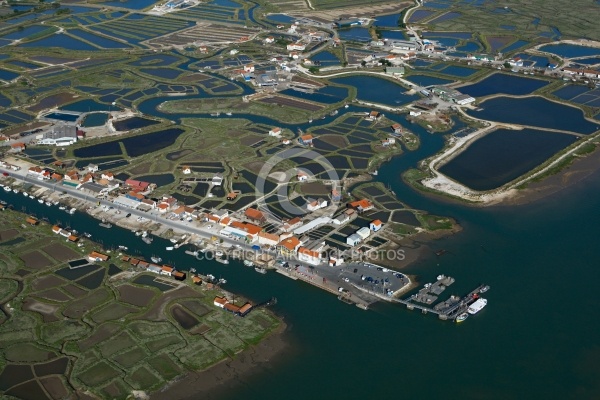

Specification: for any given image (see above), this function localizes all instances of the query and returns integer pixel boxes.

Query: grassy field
[0,209,282,399]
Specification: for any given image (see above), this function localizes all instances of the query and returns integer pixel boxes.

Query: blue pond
[74,140,122,158]
[311,51,340,66]
[409,10,435,22]
[467,96,600,134]
[62,99,118,112]
[100,0,158,10]
[0,68,19,81]
[44,112,79,122]
[140,68,183,79]
[0,25,48,40]
[439,128,578,190]
[552,85,600,107]
[20,33,98,51]
[459,73,549,98]
[82,113,108,127]
[135,173,175,186]
[337,27,372,42]
[373,13,401,27]
[380,30,406,40]
[69,29,129,49]
[266,14,295,24]
[122,128,185,157]
[539,44,600,58]
[571,57,600,65]
[500,40,529,54]
[404,74,454,86]
[456,41,481,52]
[331,75,418,106]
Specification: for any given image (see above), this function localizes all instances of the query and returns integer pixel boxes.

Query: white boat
[118,245,128,251]
[218,278,227,284]
[243,260,254,267]
[225,112,232,116]
[141,231,148,238]
[28,195,35,199]
[455,312,469,323]
[166,246,174,251]
[13,188,18,193]
[170,238,178,243]
[38,198,44,203]
[151,256,162,263]
[480,285,490,293]
[53,201,59,205]
[216,257,229,265]
[59,206,66,210]
[69,208,76,214]
[437,275,445,280]
[22,191,28,197]
[467,298,487,315]
[255,267,267,274]
[142,237,153,244]
[215,250,223,257]
[344,104,349,108]
[45,201,52,206]
[3,186,10,192]
[135,231,142,236]
[424,283,432,289]
[84,232,92,238]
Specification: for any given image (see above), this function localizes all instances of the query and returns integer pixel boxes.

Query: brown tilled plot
[117,285,156,307]
[0,229,20,241]
[42,243,80,262]
[20,251,53,270]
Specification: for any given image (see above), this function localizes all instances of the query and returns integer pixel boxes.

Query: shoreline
[149,321,289,400]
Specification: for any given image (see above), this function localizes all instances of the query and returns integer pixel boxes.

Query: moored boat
[166,246,174,251]
[38,199,44,203]
[118,245,128,251]
[243,260,254,267]
[255,267,267,274]
[151,256,162,263]
[69,208,76,214]
[467,298,487,315]
[480,285,490,293]
[456,313,469,323]
[45,201,52,206]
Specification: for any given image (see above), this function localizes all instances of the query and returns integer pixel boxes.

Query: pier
[392,278,488,322]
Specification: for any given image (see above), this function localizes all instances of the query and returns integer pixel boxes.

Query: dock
[392,277,487,322]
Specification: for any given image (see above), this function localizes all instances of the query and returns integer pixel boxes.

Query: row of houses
[121,255,186,280]
[213,296,253,317]
[51,225,80,243]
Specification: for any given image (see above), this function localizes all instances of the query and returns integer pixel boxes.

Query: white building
[269,127,282,137]
[346,233,362,246]
[356,227,371,240]
[370,220,383,232]
[297,247,321,265]
[306,198,328,212]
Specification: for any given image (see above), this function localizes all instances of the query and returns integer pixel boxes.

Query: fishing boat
[3,186,11,192]
[13,188,18,193]
[216,257,229,265]
[142,237,153,244]
[59,206,66,210]
[455,313,469,323]
[118,245,128,251]
[38,198,44,203]
[218,278,227,284]
[243,260,254,267]
[308,119,313,123]
[169,238,178,243]
[83,232,92,238]
[330,109,338,116]
[210,112,220,117]
[53,201,59,205]
[344,104,349,108]
[480,285,490,293]
[135,230,142,236]
[151,256,162,263]
[69,208,76,214]
[22,191,28,197]
[28,195,35,199]
[184,250,198,257]
[215,250,223,257]
[166,246,174,251]
[45,201,52,206]
[141,231,148,238]
[225,112,232,116]
[255,267,267,274]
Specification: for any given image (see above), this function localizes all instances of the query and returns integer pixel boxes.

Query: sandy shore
[149,322,288,400]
